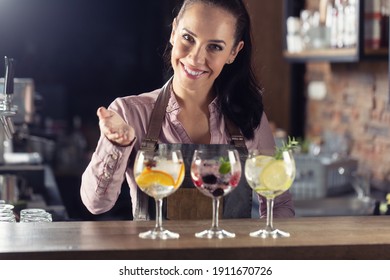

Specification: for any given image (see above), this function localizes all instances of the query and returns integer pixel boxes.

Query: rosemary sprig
[275,136,299,160]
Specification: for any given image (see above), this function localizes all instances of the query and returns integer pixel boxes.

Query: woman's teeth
[184,65,203,76]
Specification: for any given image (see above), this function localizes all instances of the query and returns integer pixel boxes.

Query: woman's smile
[181,62,207,79]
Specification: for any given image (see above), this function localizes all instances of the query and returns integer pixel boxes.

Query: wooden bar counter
[1,216,390,260]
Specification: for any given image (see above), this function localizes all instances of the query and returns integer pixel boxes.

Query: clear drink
[191,148,241,239]
[245,150,296,238]
[191,158,241,198]
[134,158,184,200]
[245,154,294,199]
[133,147,185,239]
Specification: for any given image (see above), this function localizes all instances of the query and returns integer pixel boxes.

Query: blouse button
[104,171,111,179]
[111,153,118,160]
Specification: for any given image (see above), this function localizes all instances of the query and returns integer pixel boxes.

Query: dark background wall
[0,0,175,126]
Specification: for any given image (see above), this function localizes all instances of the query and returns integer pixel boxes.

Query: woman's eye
[182,34,194,43]
[208,44,223,52]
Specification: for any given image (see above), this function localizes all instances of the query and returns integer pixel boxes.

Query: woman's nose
[188,45,206,65]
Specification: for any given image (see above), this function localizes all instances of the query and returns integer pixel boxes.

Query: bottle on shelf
[365,0,382,50]
[380,0,389,48]
[331,0,357,49]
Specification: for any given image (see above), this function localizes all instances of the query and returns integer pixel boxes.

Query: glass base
[139,228,179,240]
[195,228,235,239]
[249,228,290,239]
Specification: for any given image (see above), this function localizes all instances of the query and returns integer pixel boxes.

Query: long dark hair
[164,0,264,140]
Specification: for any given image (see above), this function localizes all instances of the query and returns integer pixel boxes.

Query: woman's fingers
[97,107,113,119]
[96,107,134,145]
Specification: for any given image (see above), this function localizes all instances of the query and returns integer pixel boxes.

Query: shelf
[284,48,359,62]
[364,48,389,58]
[282,0,388,63]
[284,48,388,62]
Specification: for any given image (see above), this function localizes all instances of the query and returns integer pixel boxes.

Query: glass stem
[265,198,274,232]
[154,198,163,231]
[211,197,220,230]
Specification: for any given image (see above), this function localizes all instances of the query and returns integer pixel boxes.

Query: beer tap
[0,56,17,139]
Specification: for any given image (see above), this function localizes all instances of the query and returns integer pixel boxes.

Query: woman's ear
[228,41,244,63]
[170,18,178,45]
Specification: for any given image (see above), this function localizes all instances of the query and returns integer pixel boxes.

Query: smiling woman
[169,2,244,144]
[80,0,295,222]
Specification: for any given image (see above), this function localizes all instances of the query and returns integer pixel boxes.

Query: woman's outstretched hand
[97,107,135,146]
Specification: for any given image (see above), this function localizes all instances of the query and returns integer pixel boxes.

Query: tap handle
[5,116,15,134]
[4,56,14,95]
[0,116,12,139]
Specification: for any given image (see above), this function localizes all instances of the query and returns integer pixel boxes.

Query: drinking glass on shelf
[245,149,296,238]
[134,146,185,239]
[191,148,241,239]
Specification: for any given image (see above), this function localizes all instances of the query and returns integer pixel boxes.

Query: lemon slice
[135,169,175,189]
[260,160,292,191]
[175,163,185,188]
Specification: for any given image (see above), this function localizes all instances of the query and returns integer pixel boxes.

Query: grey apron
[136,78,252,220]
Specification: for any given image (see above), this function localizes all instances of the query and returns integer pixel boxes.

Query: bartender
[80,0,294,220]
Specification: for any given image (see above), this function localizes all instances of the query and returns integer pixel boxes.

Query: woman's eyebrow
[182,28,227,45]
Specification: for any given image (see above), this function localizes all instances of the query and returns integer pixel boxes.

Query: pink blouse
[80,86,295,220]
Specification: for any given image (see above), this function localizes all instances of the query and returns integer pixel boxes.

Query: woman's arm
[80,98,137,215]
[80,136,134,214]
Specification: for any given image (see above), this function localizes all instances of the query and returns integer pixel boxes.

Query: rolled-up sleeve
[80,135,134,214]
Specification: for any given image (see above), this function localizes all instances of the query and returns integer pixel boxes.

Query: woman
[80,0,295,220]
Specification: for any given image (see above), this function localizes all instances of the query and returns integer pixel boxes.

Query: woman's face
[170,2,244,93]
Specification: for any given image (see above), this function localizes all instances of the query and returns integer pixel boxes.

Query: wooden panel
[166,188,223,220]
[246,0,291,132]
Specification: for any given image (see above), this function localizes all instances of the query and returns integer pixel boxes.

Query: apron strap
[140,77,173,151]
[224,117,248,153]
[141,77,247,150]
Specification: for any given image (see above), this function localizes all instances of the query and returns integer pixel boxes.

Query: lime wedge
[219,160,231,174]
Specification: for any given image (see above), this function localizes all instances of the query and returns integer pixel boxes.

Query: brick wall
[305,61,389,186]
